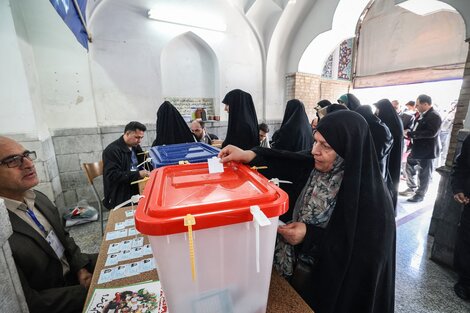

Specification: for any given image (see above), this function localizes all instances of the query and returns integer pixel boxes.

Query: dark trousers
[455,204,470,285]
[405,158,434,197]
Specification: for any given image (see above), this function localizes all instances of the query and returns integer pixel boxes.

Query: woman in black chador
[152,101,195,146]
[222,89,259,150]
[271,99,314,152]
[375,99,404,210]
[218,110,396,313]
[355,105,393,180]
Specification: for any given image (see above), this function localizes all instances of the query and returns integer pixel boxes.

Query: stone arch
[297,0,371,75]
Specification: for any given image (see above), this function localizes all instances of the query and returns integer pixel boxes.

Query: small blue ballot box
[149,142,220,168]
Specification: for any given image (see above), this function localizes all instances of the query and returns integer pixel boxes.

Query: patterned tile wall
[321,37,354,81]
[338,38,353,81]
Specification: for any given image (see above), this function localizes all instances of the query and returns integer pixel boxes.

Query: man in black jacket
[0,136,96,313]
[400,94,442,202]
[103,121,151,209]
[451,134,470,301]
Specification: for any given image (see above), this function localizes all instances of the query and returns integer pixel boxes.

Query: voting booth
[135,162,288,313]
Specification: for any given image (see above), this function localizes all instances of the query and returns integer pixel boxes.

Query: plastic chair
[82,161,106,235]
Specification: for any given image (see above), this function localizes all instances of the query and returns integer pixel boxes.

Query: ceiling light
[148,9,226,32]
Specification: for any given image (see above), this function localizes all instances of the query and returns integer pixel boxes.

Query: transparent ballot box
[135,162,288,313]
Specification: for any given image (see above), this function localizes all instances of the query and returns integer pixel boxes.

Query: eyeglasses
[0,151,37,168]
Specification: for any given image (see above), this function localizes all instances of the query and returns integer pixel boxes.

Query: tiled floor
[69,173,470,312]
[395,173,470,312]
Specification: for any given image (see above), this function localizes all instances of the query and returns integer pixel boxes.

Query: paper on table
[105,229,128,241]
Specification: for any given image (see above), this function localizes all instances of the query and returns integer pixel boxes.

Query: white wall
[1,0,98,135]
[161,32,217,99]
[0,0,37,136]
[87,0,262,124]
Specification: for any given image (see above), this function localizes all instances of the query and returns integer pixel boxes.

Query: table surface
[84,206,313,313]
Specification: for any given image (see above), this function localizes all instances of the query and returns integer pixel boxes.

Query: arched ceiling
[395,0,470,38]
[297,0,371,74]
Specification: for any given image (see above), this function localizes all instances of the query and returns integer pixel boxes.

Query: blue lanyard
[26,208,48,237]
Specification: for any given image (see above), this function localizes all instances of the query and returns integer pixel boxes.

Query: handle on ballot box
[250,205,271,273]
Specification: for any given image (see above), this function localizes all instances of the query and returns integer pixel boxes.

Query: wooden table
[84,207,313,313]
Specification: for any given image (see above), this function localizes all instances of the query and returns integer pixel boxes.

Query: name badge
[46,230,65,259]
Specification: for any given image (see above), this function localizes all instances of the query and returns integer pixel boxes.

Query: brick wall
[446,42,470,166]
[285,72,351,121]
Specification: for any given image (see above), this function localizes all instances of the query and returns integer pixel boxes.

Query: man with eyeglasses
[102,121,152,209]
[190,119,218,145]
[0,136,97,313]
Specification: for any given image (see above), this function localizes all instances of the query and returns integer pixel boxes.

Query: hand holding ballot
[218,144,257,164]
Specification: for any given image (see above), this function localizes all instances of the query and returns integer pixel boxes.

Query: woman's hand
[218,145,256,163]
[454,192,470,205]
[277,222,306,245]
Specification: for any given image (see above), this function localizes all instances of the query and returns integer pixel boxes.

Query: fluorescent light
[397,0,456,16]
[148,9,227,32]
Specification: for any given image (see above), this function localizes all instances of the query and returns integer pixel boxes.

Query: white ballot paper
[208,156,224,174]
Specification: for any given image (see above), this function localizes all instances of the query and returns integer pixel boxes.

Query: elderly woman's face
[312,131,337,172]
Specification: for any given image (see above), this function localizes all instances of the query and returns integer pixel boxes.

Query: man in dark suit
[400,94,442,202]
[0,136,96,313]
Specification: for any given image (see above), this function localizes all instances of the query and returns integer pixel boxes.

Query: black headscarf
[375,99,404,209]
[271,99,314,152]
[316,99,332,121]
[355,105,394,179]
[338,93,361,111]
[251,110,396,313]
[152,101,195,146]
[317,99,331,108]
[317,103,348,120]
[222,89,259,150]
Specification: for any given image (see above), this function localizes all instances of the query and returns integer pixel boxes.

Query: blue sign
[49,0,89,49]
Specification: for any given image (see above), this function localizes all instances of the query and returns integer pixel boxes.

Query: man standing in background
[400,95,442,202]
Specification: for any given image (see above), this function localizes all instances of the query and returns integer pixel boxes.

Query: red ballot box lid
[135,162,288,236]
